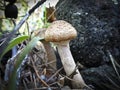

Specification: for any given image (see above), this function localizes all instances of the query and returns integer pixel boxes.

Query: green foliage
[42,7,51,28]
[0,1,50,89]
[7,36,41,90]
[0,35,29,60]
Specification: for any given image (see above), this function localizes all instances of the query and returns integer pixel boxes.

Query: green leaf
[8,36,41,90]
[15,36,40,69]
[0,35,29,60]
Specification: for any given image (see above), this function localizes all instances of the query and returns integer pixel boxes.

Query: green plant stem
[0,0,46,61]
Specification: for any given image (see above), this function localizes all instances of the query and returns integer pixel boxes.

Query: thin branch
[30,54,50,87]
[107,50,120,79]
[46,67,63,83]
[0,0,47,59]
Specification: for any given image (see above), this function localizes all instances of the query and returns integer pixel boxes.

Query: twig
[107,50,120,79]
[46,67,63,82]
[0,0,47,59]
[37,60,56,68]
[30,54,50,87]
[33,73,37,88]
[23,79,28,90]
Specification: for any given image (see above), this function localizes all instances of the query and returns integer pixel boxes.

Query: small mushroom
[45,20,87,89]
[33,28,57,70]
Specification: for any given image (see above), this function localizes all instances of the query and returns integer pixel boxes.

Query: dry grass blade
[46,67,63,82]
[107,50,120,79]
[30,55,50,87]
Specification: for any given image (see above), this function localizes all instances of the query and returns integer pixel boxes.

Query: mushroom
[45,20,87,89]
[33,28,57,70]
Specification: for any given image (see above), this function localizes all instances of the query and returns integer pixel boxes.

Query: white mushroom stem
[54,41,86,88]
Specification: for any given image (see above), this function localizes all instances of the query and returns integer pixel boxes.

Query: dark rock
[56,0,120,67]
[81,65,120,90]
[56,0,120,89]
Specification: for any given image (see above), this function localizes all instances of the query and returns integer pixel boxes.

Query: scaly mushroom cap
[45,20,77,42]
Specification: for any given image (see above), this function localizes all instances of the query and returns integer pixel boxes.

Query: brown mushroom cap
[45,20,77,42]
